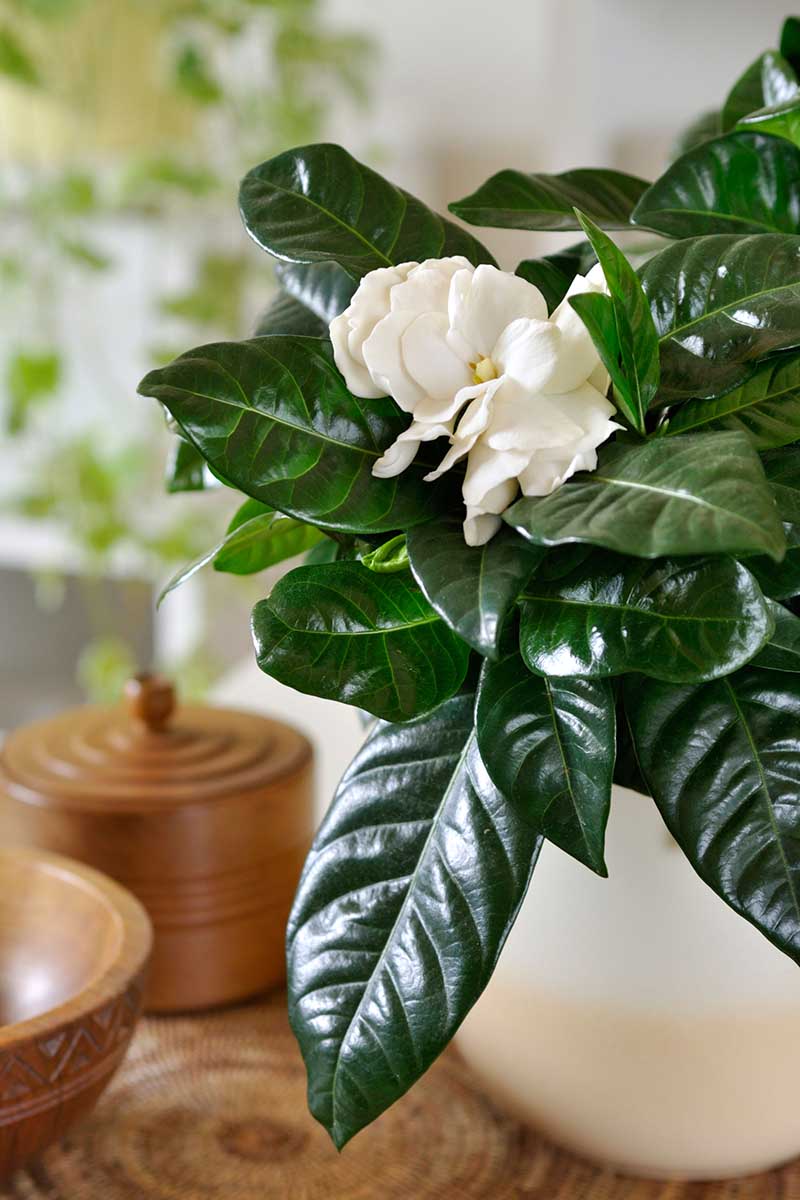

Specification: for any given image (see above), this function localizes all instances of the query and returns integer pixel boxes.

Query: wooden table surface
[2,992,799,1199]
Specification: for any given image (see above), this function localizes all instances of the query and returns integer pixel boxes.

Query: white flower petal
[462,440,526,509]
[484,383,584,452]
[422,377,505,481]
[464,511,503,546]
[492,317,561,393]
[448,264,548,361]
[391,256,471,314]
[362,310,427,412]
[330,311,383,397]
[588,359,610,395]
[372,418,452,478]
[401,312,472,401]
[372,437,421,478]
[515,382,621,496]
[544,268,609,393]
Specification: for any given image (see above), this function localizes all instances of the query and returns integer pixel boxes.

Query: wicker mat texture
[2,992,799,1199]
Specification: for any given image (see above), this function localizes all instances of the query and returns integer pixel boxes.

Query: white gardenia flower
[330,257,621,545]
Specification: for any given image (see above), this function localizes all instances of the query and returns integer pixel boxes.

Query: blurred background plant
[0,0,374,705]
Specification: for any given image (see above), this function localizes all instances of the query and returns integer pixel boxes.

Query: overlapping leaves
[252,561,470,722]
[139,334,444,534]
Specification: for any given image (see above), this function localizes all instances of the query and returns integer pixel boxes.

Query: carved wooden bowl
[0,847,152,1179]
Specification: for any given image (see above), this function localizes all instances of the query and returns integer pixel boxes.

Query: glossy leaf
[239,143,495,278]
[518,552,773,683]
[159,503,322,601]
[449,166,649,232]
[722,51,797,131]
[287,692,541,1146]
[165,436,220,493]
[515,258,574,313]
[737,54,800,149]
[407,519,543,658]
[214,499,323,575]
[572,213,659,432]
[476,651,614,872]
[505,433,785,562]
[659,353,800,449]
[275,260,357,324]
[254,290,327,337]
[639,234,800,401]
[631,132,800,238]
[515,241,597,311]
[614,698,650,796]
[752,599,800,671]
[749,447,800,598]
[252,562,470,722]
[627,667,800,965]
[139,335,441,534]
[360,534,409,573]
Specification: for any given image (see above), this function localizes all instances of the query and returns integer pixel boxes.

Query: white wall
[329,0,794,263]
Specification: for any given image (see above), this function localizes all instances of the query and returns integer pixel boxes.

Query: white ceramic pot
[456,784,800,1180]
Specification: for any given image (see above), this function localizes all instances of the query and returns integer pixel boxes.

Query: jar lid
[0,674,312,813]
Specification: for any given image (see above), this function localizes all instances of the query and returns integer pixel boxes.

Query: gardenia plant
[142,13,800,1150]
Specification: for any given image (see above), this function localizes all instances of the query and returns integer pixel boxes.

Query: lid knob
[124,673,176,732]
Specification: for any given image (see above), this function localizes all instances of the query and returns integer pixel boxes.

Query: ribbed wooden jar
[0,675,313,1013]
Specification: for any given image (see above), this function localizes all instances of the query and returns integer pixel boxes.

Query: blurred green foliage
[0,0,374,699]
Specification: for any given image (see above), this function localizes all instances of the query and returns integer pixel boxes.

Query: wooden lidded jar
[0,674,313,1013]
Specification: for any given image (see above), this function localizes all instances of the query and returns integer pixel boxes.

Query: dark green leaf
[239,143,495,278]
[749,447,800,598]
[139,335,442,534]
[360,534,409,573]
[751,599,800,670]
[275,260,357,323]
[254,291,327,337]
[781,16,800,75]
[505,433,785,561]
[449,167,649,232]
[614,697,650,795]
[627,667,800,965]
[738,97,800,149]
[514,258,574,312]
[407,519,543,658]
[518,552,772,683]
[572,212,659,432]
[515,241,598,311]
[632,132,800,238]
[659,353,800,448]
[287,692,541,1148]
[476,651,613,873]
[165,436,219,493]
[639,234,800,401]
[722,51,797,131]
[252,561,470,722]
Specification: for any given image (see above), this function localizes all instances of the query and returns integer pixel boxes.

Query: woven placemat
[2,992,797,1199]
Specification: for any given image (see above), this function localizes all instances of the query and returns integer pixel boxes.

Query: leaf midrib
[662,272,800,343]
[724,678,800,927]
[329,729,475,1143]
[519,590,746,624]
[249,176,394,268]
[588,472,782,546]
